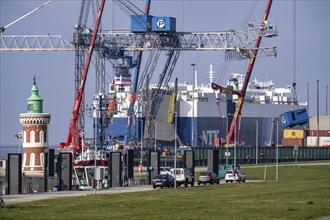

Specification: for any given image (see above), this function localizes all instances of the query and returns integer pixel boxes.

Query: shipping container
[307,130,328,137]
[307,136,330,147]
[282,138,304,147]
[131,15,152,32]
[308,116,330,130]
[151,17,176,32]
[283,129,304,139]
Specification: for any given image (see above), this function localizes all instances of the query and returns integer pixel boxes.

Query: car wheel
[211,181,214,185]
[198,182,200,185]
[226,180,228,183]
[191,181,194,187]
[153,185,156,189]
[217,180,220,185]
[185,181,188,187]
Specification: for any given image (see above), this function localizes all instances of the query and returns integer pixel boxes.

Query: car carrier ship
[100,64,307,148]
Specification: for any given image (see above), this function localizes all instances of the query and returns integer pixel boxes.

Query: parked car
[152,174,174,189]
[170,168,194,187]
[218,164,241,178]
[160,167,171,175]
[225,170,246,183]
[197,171,220,185]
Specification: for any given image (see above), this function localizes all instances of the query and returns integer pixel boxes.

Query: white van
[170,168,194,187]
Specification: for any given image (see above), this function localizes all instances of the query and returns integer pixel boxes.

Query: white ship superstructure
[103,64,307,147]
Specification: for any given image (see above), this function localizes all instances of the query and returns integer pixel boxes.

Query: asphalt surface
[1,162,329,205]
[2,180,242,205]
[2,185,154,205]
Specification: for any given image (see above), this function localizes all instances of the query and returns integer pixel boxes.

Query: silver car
[198,171,220,185]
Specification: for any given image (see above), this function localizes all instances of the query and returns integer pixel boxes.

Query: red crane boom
[213,0,273,144]
[58,0,106,152]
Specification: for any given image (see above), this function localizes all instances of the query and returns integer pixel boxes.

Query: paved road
[2,185,153,205]
[2,180,252,205]
[2,162,328,205]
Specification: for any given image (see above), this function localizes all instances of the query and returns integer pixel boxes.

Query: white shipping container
[307,136,330,147]
[307,137,318,146]
[309,116,330,130]
[320,137,330,147]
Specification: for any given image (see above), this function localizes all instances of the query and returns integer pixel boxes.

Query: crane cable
[241,0,258,30]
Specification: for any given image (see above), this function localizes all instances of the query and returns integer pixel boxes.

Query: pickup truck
[170,168,194,187]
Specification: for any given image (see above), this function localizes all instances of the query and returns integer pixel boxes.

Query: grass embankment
[1,165,329,220]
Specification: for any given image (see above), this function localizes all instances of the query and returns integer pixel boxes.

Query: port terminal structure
[0,0,278,152]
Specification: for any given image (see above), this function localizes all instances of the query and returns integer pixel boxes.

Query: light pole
[140,119,144,167]
[255,120,258,164]
[174,111,177,188]
[222,116,228,165]
[306,82,309,115]
[94,123,97,195]
[191,63,196,147]
[272,120,279,181]
[14,132,22,154]
[154,119,157,151]
[234,120,237,183]
[80,132,85,160]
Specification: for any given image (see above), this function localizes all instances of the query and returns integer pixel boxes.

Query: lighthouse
[19,77,51,176]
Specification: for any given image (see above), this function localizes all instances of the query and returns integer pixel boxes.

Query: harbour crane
[211,0,275,145]
[1,1,278,151]
[101,0,277,148]
[58,0,106,152]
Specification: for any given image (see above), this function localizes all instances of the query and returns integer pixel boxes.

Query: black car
[152,174,174,189]
[197,171,220,185]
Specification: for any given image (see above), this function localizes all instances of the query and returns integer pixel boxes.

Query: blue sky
[0,0,329,147]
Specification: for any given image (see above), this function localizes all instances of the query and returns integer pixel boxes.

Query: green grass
[1,165,329,220]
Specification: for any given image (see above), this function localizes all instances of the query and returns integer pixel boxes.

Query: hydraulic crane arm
[58,0,106,151]
[225,0,273,144]
[211,82,241,96]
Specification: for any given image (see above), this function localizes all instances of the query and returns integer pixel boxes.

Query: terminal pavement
[2,185,154,205]
[2,162,329,205]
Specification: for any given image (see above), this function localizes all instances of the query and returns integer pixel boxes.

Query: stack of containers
[307,116,330,147]
[282,129,305,146]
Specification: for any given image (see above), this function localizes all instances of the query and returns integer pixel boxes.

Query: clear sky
[0,0,329,147]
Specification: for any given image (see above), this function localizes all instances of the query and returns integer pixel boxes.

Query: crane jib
[226,0,273,144]
[60,0,107,151]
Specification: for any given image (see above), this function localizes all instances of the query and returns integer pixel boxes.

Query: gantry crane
[0,0,278,151]
[101,0,277,148]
